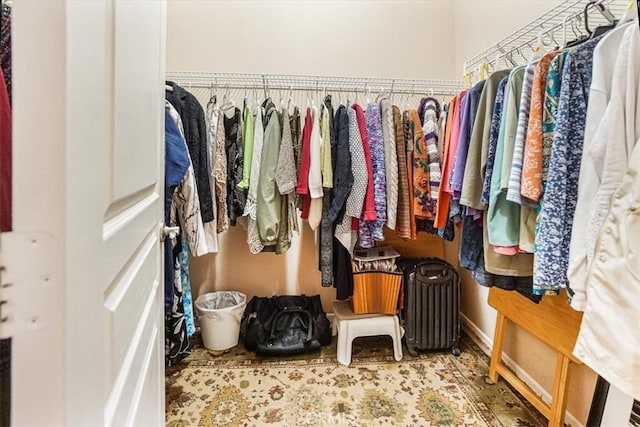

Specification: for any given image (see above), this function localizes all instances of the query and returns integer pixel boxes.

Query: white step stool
[332,300,403,366]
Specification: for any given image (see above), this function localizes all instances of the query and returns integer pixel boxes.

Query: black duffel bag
[240,294,332,356]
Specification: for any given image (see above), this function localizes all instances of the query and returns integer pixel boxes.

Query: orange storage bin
[351,271,402,315]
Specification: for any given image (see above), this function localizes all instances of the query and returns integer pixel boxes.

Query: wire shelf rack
[463,0,630,76]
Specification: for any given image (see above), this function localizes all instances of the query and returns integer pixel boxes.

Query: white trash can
[194,291,247,351]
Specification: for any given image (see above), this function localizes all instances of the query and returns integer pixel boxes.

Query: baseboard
[460,314,584,427]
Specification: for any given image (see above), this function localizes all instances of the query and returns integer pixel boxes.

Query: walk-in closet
[2,0,639,426]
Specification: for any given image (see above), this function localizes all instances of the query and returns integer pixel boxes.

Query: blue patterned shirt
[534,36,603,291]
[481,76,509,205]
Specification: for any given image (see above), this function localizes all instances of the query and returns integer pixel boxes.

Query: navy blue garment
[459,208,539,302]
[164,111,190,311]
[459,212,483,271]
[481,76,509,205]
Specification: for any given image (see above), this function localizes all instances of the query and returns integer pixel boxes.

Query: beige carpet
[166,333,546,426]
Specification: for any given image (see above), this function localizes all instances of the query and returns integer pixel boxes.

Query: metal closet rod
[165,71,464,96]
[463,0,622,75]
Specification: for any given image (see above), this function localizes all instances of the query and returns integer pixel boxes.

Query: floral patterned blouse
[534,36,603,292]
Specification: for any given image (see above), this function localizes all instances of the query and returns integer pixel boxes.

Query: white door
[2,1,167,426]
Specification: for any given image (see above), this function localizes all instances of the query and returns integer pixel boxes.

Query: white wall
[167,1,597,424]
[168,0,455,79]
[452,0,559,74]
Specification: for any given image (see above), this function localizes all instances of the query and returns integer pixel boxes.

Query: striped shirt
[506,60,537,204]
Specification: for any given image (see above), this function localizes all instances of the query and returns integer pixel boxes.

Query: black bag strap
[268,308,314,343]
[272,295,309,311]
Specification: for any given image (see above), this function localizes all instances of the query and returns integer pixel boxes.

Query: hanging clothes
[459,69,533,278]
[290,107,302,209]
[296,108,313,220]
[213,109,229,233]
[434,91,462,234]
[166,102,208,257]
[179,239,195,337]
[421,98,442,218]
[166,102,208,341]
[166,82,215,224]
[0,3,10,233]
[481,76,509,208]
[0,69,10,232]
[404,110,424,238]
[328,105,353,223]
[358,102,386,247]
[342,102,365,205]
[506,60,537,205]
[573,102,640,401]
[336,106,365,254]
[446,91,467,228]
[353,104,376,223]
[540,52,568,198]
[380,97,399,230]
[534,35,603,292]
[434,93,460,230]
[307,105,323,230]
[319,97,335,286]
[163,111,191,366]
[459,70,509,211]
[1,2,10,105]
[203,99,219,253]
[223,107,245,226]
[520,50,561,205]
[569,22,639,308]
[451,80,485,201]
[237,104,254,191]
[393,106,411,239]
[487,66,525,250]
[570,22,640,403]
[276,108,299,247]
[245,107,265,254]
[331,105,354,299]
[255,99,282,247]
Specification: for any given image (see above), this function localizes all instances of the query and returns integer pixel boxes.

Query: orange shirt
[520,50,560,204]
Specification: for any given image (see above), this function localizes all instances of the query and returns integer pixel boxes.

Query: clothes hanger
[221,84,235,117]
[375,86,387,103]
[206,82,217,110]
[533,25,555,55]
[617,1,638,26]
[397,91,406,109]
[565,14,588,47]
[584,1,618,39]
[546,28,560,50]
[562,13,573,47]
[287,85,296,113]
[405,86,414,110]
[515,47,528,64]
[322,86,331,109]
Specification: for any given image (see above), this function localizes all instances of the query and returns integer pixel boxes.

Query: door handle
[162,225,180,241]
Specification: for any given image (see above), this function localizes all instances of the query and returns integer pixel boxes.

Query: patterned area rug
[166,333,546,426]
